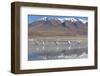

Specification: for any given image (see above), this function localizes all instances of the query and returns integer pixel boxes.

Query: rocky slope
[28,17,88,37]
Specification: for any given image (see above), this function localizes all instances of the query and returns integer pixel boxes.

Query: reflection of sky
[28,15,88,24]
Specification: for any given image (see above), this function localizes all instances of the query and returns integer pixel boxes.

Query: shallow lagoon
[28,38,88,61]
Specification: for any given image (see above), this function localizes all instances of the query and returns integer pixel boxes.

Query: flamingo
[42,41,45,45]
[66,40,71,45]
[34,40,39,45]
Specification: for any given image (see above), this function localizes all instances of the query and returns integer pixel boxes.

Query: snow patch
[38,17,87,24]
[79,19,87,24]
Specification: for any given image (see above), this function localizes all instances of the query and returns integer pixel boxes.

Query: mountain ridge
[28,17,88,37]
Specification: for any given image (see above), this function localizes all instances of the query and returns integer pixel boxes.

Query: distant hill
[28,17,88,37]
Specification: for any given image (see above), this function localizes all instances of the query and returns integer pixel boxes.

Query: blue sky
[28,15,88,24]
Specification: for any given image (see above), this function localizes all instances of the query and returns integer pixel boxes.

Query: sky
[28,15,88,24]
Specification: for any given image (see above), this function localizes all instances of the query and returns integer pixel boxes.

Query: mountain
[28,17,88,37]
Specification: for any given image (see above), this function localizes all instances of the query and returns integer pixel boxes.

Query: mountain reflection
[28,40,88,61]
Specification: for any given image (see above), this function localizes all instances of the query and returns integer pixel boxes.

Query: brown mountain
[28,17,88,37]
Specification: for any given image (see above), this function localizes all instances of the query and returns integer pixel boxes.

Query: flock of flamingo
[29,39,81,46]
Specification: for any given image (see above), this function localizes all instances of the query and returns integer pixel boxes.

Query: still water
[28,39,88,61]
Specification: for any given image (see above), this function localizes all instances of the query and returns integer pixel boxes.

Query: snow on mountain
[51,17,78,23]
[40,17,48,21]
[64,18,78,22]
[38,17,87,24]
[78,19,87,24]
[58,18,65,23]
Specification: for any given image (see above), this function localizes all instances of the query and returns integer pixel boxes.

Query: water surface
[28,39,88,61]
